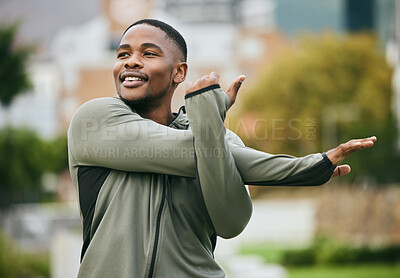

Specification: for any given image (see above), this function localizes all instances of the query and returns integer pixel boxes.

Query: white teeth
[125,76,144,81]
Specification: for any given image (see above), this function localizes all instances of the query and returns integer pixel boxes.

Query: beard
[120,92,165,112]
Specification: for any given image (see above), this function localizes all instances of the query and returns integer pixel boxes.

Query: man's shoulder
[68,97,134,136]
[71,97,129,120]
[78,97,126,112]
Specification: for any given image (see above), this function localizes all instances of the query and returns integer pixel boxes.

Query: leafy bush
[282,248,316,266]
[281,237,400,266]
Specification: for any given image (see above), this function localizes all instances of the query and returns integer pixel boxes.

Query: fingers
[227,75,246,105]
[350,136,377,143]
[347,136,376,149]
[328,165,351,182]
[185,72,246,106]
[339,136,376,157]
[209,71,220,81]
[331,165,351,179]
[228,75,246,93]
[185,72,219,94]
[326,136,377,165]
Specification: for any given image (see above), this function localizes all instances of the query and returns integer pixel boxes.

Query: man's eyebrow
[141,42,163,52]
[116,42,163,53]
[116,44,131,52]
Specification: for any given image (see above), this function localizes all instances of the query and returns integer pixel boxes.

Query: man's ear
[173,62,188,84]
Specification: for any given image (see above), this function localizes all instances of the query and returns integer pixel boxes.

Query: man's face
[113,24,179,109]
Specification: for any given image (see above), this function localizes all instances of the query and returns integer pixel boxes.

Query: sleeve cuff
[185,84,221,99]
[322,152,334,167]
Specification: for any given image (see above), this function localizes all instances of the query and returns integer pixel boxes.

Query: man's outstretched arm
[68,88,375,185]
[225,131,376,186]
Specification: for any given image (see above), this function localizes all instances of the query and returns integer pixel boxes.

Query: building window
[345,0,374,32]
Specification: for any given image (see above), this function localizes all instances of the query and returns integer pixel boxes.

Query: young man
[68,19,376,278]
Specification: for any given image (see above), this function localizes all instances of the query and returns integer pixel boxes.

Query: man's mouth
[124,76,146,82]
[120,71,148,88]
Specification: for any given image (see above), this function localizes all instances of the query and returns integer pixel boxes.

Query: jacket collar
[168,106,189,130]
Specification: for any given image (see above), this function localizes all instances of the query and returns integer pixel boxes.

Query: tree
[0,23,31,108]
[0,128,45,208]
[229,33,399,183]
[0,127,68,208]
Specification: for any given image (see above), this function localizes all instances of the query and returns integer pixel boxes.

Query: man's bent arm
[184,84,252,238]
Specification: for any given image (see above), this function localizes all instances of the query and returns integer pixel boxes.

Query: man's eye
[144,52,158,57]
[117,52,129,58]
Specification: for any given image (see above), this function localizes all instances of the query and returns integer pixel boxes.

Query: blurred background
[0,0,399,277]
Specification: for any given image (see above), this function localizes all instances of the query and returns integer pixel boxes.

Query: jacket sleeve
[68,97,197,177]
[68,97,334,187]
[184,84,252,238]
[225,130,336,186]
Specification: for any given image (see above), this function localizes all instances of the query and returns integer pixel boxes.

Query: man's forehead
[121,24,167,45]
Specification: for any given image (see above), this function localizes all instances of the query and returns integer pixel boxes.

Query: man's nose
[125,54,143,69]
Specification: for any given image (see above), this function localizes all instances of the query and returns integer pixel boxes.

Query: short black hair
[123,19,187,62]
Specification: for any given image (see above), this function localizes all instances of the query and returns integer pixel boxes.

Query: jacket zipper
[148,179,167,278]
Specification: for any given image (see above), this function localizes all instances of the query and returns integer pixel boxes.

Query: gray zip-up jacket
[68,85,335,278]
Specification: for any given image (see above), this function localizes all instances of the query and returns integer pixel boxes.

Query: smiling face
[112,24,186,111]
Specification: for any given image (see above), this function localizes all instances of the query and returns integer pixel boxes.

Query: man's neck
[140,107,175,126]
[121,95,175,126]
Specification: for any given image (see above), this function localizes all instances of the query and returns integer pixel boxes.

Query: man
[68,19,376,278]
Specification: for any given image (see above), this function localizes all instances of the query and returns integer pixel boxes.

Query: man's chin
[120,95,151,111]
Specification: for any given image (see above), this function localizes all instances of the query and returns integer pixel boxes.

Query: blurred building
[162,0,240,24]
[274,0,396,45]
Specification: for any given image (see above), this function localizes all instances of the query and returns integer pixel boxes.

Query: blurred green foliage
[288,264,400,278]
[0,231,49,278]
[239,236,400,267]
[0,127,68,208]
[282,237,400,266]
[232,33,399,183]
[0,23,68,208]
[0,22,32,107]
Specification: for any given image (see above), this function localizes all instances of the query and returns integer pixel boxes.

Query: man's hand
[327,136,377,179]
[186,72,246,106]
